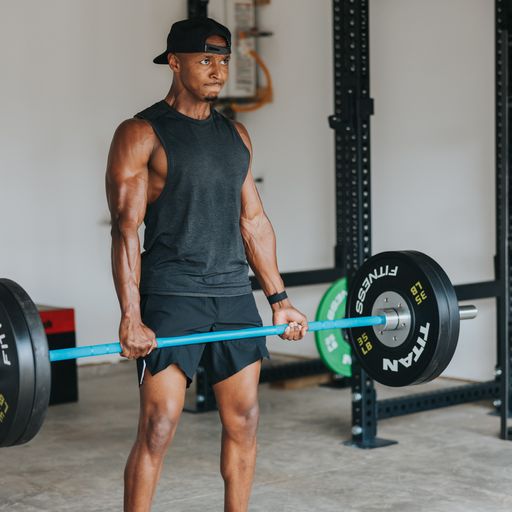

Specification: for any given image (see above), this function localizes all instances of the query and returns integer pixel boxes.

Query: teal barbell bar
[49,315,387,362]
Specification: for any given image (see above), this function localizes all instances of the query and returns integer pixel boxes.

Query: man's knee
[222,402,260,444]
[139,403,181,455]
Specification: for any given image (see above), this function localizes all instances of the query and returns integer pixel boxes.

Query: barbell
[0,250,476,448]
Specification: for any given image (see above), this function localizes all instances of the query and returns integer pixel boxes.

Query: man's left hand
[272,305,309,341]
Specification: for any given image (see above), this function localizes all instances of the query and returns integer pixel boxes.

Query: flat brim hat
[153,17,231,64]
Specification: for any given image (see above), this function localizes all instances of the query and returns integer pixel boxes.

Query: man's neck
[164,91,212,120]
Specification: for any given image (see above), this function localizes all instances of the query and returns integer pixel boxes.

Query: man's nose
[209,61,221,79]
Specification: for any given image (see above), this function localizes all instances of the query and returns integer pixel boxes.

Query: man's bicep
[106,168,148,229]
[106,119,153,227]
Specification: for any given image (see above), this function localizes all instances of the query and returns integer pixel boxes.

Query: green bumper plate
[315,277,352,377]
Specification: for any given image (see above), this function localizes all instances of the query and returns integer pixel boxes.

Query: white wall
[0,0,497,381]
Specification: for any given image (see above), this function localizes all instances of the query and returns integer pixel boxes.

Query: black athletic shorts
[136,293,269,388]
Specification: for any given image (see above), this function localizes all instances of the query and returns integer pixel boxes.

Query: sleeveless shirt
[134,100,253,296]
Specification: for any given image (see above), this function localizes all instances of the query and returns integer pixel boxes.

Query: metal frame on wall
[330,0,511,447]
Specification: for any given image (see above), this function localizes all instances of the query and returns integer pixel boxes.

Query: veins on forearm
[111,220,142,318]
[241,214,285,297]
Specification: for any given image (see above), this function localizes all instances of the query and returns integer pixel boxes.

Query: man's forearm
[241,214,291,310]
[111,223,142,320]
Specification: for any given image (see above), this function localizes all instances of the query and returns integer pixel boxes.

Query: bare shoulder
[233,121,252,153]
[106,118,156,186]
[111,118,156,151]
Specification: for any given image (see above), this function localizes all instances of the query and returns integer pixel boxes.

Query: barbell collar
[377,308,410,332]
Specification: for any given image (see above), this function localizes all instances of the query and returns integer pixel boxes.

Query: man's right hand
[119,317,157,359]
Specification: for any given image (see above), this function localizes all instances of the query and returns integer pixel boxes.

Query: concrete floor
[2,362,512,512]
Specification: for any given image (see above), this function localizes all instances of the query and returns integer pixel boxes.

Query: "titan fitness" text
[356,265,399,314]
[382,323,430,372]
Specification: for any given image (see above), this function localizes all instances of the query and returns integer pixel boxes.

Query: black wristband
[267,290,288,305]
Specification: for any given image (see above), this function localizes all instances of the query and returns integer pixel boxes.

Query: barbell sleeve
[49,315,388,362]
[459,305,478,321]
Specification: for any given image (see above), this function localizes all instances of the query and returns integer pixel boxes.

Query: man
[106,17,308,512]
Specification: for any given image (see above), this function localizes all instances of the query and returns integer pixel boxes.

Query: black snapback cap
[153,17,231,64]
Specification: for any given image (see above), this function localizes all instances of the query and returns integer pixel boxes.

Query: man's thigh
[213,359,262,418]
[139,363,188,412]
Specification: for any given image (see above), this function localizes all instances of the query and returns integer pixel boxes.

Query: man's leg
[124,364,187,512]
[213,360,262,512]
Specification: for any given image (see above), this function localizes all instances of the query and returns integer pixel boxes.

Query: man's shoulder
[232,120,248,135]
[134,100,167,122]
[230,120,251,150]
[115,99,171,146]
[112,117,156,151]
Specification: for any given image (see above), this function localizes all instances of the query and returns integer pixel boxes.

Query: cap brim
[153,51,169,64]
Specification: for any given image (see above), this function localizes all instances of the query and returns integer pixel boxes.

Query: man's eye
[200,58,210,64]
[221,59,230,65]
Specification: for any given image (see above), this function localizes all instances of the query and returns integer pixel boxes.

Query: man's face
[170,35,230,102]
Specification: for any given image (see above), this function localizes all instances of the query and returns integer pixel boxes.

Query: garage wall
[0,0,496,381]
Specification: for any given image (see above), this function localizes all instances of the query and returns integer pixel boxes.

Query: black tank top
[135,100,253,297]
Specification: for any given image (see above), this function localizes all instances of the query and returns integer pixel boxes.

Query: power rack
[332,0,511,447]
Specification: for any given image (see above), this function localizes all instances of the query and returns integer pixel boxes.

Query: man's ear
[167,53,180,72]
